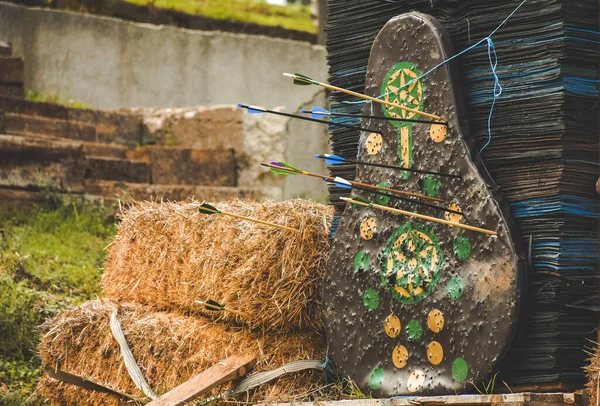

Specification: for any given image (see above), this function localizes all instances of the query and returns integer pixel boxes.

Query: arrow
[301,106,448,127]
[263,161,444,203]
[195,299,251,319]
[284,73,444,122]
[316,154,461,179]
[341,196,497,236]
[238,104,381,134]
[198,203,300,233]
[328,177,462,215]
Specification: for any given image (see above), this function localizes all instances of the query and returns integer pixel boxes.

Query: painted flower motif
[380,222,444,304]
[382,62,425,124]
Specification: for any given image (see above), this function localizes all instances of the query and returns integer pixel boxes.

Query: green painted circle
[363,288,380,311]
[453,237,472,260]
[447,276,465,301]
[380,222,444,305]
[380,62,424,128]
[406,319,423,342]
[422,175,441,198]
[376,182,392,206]
[369,367,385,389]
[452,358,469,382]
[353,251,371,273]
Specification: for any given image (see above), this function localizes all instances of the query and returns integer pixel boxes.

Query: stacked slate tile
[326,0,599,386]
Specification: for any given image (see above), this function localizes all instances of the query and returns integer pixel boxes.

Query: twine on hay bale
[102,198,333,332]
[38,300,327,406]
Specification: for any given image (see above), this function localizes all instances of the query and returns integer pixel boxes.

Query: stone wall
[0,1,330,200]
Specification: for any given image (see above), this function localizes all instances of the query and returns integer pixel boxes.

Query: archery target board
[323,13,526,396]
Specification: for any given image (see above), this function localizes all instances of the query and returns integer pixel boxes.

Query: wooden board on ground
[261,393,580,406]
[146,353,256,406]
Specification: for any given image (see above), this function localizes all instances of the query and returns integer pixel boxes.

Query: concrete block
[131,106,244,150]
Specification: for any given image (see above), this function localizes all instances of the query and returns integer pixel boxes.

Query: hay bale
[585,344,600,406]
[102,198,333,332]
[38,300,327,405]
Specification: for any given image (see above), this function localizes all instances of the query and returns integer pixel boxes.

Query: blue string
[380,0,527,98]
[320,347,330,368]
[479,37,502,153]
[334,0,527,152]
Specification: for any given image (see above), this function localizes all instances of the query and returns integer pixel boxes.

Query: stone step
[0,96,143,147]
[7,131,130,159]
[5,112,97,142]
[0,134,85,192]
[0,135,238,192]
[0,183,257,207]
[82,180,256,202]
[127,146,237,186]
[0,56,24,98]
[85,156,150,184]
[4,112,141,147]
[0,57,24,85]
[0,84,24,98]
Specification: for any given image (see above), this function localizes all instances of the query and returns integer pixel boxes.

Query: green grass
[24,89,86,109]
[0,196,117,404]
[124,0,317,33]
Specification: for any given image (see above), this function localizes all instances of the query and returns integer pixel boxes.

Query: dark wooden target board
[323,13,526,396]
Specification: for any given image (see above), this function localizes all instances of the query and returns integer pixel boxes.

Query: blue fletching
[324,154,345,165]
[333,177,353,190]
[309,106,330,119]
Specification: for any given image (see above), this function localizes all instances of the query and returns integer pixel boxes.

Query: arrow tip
[283,72,293,78]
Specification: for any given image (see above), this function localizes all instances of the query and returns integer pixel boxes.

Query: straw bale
[38,300,327,405]
[585,343,600,406]
[102,198,333,332]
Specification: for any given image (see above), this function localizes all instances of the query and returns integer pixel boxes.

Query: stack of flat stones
[325,0,599,387]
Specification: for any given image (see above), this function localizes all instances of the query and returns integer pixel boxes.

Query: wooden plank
[147,353,256,406]
[260,393,581,406]
[509,383,581,394]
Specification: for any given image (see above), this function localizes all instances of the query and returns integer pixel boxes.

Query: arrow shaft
[321,155,460,179]
[221,210,300,233]
[328,111,448,126]
[349,184,462,215]
[242,105,380,134]
[349,178,444,203]
[341,197,497,236]
[262,163,444,203]
[292,76,443,121]
[223,306,251,318]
